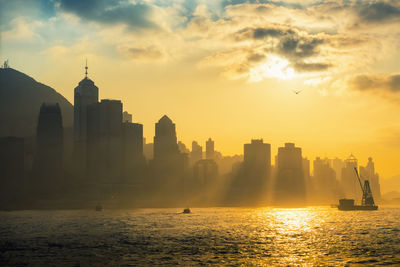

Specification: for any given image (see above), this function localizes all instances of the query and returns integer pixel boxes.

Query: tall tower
[274,143,305,204]
[74,61,99,143]
[206,138,214,159]
[191,141,202,165]
[153,115,179,160]
[32,103,64,191]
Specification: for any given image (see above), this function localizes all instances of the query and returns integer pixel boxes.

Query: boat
[95,204,103,211]
[183,208,191,214]
[338,167,378,211]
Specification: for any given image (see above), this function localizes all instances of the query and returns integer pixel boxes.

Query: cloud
[350,74,400,92]
[356,2,400,24]
[58,0,159,31]
[119,46,165,61]
[293,62,332,72]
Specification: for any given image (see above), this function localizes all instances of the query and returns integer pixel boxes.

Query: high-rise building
[193,159,218,201]
[74,64,99,143]
[178,141,190,154]
[312,157,340,203]
[191,141,202,165]
[123,111,132,123]
[153,115,179,160]
[341,154,360,200]
[87,99,123,181]
[151,115,186,204]
[332,158,344,181]
[359,157,381,201]
[274,143,305,204]
[206,138,214,159]
[122,121,145,180]
[32,103,64,191]
[0,137,25,202]
[243,139,271,171]
[229,139,271,204]
[73,64,99,171]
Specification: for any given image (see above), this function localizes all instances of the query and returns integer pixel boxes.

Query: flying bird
[292,89,303,95]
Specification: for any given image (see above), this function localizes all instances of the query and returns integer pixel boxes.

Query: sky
[1,0,400,178]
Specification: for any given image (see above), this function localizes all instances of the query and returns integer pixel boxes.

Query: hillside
[0,68,73,137]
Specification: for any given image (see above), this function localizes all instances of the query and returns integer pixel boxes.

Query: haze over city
[2,0,400,179]
[1,1,400,266]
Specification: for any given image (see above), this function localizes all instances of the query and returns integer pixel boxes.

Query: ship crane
[354,167,375,206]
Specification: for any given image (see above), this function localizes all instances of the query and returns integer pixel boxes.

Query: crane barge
[338,167,378,211]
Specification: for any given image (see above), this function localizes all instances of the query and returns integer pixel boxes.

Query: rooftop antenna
[85,59,88,78]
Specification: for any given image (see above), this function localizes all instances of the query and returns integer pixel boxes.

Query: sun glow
[249,55,295,82]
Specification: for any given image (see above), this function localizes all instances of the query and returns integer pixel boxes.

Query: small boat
[338,168,378,211]
[95,205,103,211]
[183,208,191,214]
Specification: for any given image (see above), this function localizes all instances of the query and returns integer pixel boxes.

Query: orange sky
[1,0,400,178]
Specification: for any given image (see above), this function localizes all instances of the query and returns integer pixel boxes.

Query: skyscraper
[151,115,186,204]
[229,139,271,205]
[32,103,64,192]
[312,157,340,203]
[87,99,123,181]
[341,154,360,200]
[206,138,214,159]
[191,141,202,165]
[274,143,305,205]
[153,115,179,160]
[359,157,381,201]
[73,63,99,171]
[122,121,145,181]
[74,63,99,143]
[0,137,25,203]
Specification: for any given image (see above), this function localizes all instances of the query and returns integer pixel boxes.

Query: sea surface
[1,207,400,266]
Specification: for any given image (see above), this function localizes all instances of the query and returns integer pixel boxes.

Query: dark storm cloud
[356,2,400,23]
[234,27,294,41]
[293,62,332,72]
[235,27,324,59]
[277,36,324,58]
[253,28,287,39]
[350,74,400,92]
[58,0,158,30]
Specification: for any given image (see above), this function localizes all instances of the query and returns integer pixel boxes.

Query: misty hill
[0,68,73,137]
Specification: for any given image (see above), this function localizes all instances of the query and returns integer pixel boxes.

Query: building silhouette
[151,115,186,204]
[229,139,271,204]
[87,99,123,181]
[274,143,305,205]
[154,115,179,160]
[359,157,381,201]
[206,138,214,159]
[191,141,203,165]
[178,141,190,154]
[123,111,132,123]
[332,158,344,181]
[312,157,340,203]
[193,159,218,203]
[122,121,145,181]
[73,64,99,170]
[340,154,360,200]
[32,103,64,194]
[0,137,25,205]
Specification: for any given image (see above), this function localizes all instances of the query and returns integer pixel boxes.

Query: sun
[249,55,296,82]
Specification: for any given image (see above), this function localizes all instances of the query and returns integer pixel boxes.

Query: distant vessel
[338,167,378,211]
[95,205,103,211]
[183,208,191,214]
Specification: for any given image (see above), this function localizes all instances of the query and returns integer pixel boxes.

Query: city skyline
[2,1,400,178]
